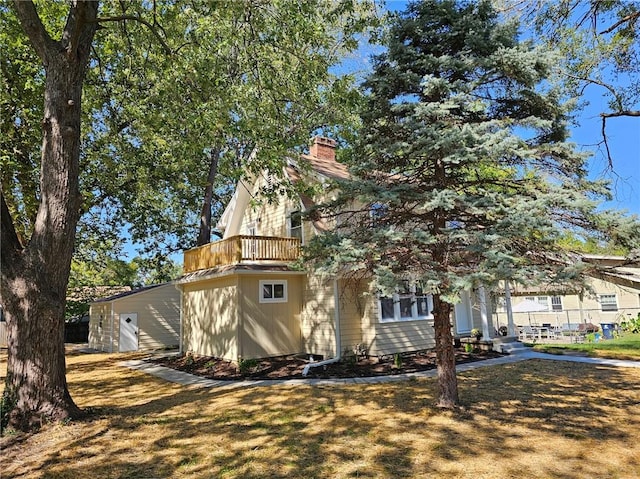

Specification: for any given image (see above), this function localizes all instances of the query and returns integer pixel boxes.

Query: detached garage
[89,283,180,352]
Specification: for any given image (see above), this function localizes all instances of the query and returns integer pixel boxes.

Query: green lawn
[534,333,640,360]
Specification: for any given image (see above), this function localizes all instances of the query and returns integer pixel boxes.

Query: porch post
[504,282,516,336]
[478,285,492,339]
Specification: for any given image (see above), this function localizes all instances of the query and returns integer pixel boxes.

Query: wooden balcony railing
[183,235,301,273]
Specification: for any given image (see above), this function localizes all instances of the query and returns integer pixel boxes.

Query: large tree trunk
[196,147,221,246]
[433,296,459,408]
[1,1,98,431]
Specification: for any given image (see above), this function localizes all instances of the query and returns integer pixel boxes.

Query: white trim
[377,287,433,323]
[599,293,618,312]
[287,209,304,245]
[259,280,288,303]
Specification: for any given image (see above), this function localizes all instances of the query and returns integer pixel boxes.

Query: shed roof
[92,283,173,303]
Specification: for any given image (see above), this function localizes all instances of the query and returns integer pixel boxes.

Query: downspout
[302,279,341,376]
[175,283,184,354]
[109,303,115,353]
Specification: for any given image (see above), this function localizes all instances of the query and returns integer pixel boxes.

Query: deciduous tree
[0,0,375,430]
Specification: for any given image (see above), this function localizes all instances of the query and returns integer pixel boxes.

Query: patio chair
[519,325,537,341]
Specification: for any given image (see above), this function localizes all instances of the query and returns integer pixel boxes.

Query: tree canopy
[497,0,640,163]
[0,0,377,430]
[306,0,639,407]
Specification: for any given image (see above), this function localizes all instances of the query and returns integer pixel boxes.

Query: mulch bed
[151,348,504,381]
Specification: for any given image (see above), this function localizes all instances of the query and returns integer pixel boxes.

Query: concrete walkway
[119,349,640,390]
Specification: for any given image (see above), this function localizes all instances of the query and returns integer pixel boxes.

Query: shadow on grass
[4,353,640,479]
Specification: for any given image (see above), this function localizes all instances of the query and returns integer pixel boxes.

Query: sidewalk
[119,349,640,390]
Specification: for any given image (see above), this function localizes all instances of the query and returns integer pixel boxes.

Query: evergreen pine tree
[306,0,638,408]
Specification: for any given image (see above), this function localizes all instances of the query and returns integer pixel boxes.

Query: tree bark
[1,0,98,431]
[196,147,221,246]
[433,296,459,408]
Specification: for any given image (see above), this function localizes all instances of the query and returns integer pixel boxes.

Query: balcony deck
[183,235,301,273]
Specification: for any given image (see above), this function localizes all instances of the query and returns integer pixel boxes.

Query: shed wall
[111,284,180,351]
[89,303,112,352]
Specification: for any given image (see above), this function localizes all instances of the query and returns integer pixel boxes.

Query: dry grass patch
[1,351,640,478]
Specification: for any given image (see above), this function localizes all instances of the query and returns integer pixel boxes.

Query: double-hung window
[550,296,563,312]
[525,296,550,311]
[288,210,303,243]
[378,283,433,323]
[599,294,618,312]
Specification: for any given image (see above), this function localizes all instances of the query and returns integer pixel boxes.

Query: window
[378,283,433,323]
[525,296,550,311]
[551,296,563,312]
[288,210,303,243]
[260,280,288,303]
[599,294,618,312]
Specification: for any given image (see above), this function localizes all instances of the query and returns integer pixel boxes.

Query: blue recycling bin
[600,323,615,340]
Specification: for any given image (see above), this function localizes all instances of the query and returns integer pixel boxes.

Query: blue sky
[379,0,639,218]
[570,99,639,217]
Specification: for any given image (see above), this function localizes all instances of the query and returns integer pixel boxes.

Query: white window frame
[599,294,618,312]
[378,285,433,323]
[287,210,303,244]
[525,296,551,312]
[550,295,563,312]
[259,280,288,303]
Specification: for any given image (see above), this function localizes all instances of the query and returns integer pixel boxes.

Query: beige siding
[111,284,180,351]
[336,279,365,355]
[89,303,112,352]
[301,274,337,358]
[494,279,640,328]
[240,176,317,243]
[348,280,436,357]
[238,275,303,358]
[182,276,239,360]
[89,284,180,352]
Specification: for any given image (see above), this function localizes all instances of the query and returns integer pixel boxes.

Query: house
[177,136,483,362]
[88,283,180,352]
[492,256,640,330]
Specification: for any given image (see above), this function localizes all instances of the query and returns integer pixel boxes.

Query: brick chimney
[309,136,337,161]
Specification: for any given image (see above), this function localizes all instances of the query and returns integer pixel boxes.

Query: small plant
[184,353,194,366]
[1,388,17,436]
[470,328,482,339]
[204,360,217,369]
[393,353,403,368]
[237,357,259,375]
[464,342,474,353]
[622,314,640,334]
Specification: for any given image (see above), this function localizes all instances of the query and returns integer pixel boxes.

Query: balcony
[183,235,301,273]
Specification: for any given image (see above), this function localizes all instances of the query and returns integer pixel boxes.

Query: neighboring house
[89,283,180,352]
[492,256,640,329]
[178,137,480,362]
